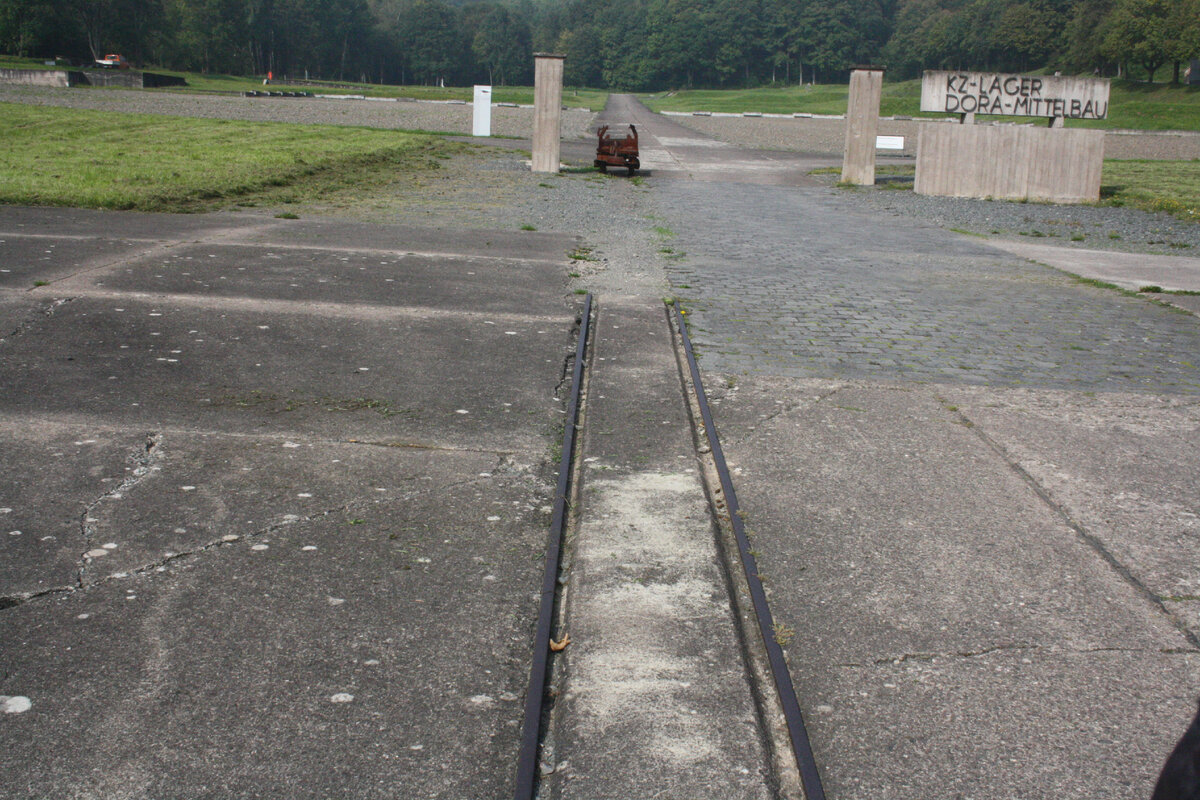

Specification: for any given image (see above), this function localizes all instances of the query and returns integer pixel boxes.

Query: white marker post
[473,85,492,137]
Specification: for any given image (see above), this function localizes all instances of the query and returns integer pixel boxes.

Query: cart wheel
[598,163,607,173]
[628,166,637,177]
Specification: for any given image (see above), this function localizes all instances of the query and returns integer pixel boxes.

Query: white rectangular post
[532,54,565,173]
[473,85,492,137]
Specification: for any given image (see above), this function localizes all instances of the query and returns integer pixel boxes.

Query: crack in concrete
[25,241,189,291]
[871,644,1038,665]
[554,308,588,404]
[945,400,1200,652]
[50,286,570,325]
[0,297,73,343]
[831,642,1195,668]
[15,222,279,292]
[78,432,164,589]
[718,383,847,447]
[0,502,350,612]
[347,438,519,459]
[0,465,538,613]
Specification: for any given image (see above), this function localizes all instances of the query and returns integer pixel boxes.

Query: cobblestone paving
[657,181,1200,393]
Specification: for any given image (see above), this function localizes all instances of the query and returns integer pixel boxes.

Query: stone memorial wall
[915,70,1110,204]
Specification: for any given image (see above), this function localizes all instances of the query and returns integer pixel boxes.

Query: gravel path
[0,84,598,140]
[818,176,1200,254]
[668,112,1200,160]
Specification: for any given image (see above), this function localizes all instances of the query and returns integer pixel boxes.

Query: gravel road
[0,84,598,140]
[5,84,1197,160]
[669,112,1200,160]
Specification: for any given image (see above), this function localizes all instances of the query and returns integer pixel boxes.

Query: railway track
[513,296,827,800]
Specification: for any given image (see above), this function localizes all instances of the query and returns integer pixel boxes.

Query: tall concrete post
[841,67,885,186]
[532,53,565,173]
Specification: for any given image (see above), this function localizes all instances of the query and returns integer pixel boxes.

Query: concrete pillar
[841,67,885,186]
[532,53,565,173]
[473,85,492,137]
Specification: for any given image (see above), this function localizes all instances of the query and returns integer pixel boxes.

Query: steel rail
[673,301,827,800]
[514,293,592,800]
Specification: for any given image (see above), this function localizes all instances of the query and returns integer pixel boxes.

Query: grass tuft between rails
[0,102,454,213]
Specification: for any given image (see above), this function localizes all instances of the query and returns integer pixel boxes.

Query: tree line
[2,0,1199,87]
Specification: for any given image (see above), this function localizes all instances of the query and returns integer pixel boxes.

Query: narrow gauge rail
[673,301,828,800]
[513,296,825,800]
[514,294,592,800]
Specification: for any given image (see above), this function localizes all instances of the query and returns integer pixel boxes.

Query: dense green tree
[1100,0,1170,80]
[1064,0,1115,73]
[0,0,76,57]
[1166,0,1200,82]
[472,5,531,84]
[4,0,1190,90]
[393,0,464,84]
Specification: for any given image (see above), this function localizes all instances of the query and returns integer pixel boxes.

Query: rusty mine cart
[594,124,640,176]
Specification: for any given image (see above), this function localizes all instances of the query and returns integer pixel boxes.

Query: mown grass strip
[813,158,1200,222]
[0,56,610,110]
[0,102,451,212]
[644,79,1200,131]
[1101,159,1200,220]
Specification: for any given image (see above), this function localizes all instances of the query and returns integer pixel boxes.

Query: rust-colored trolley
[594,124,640,176]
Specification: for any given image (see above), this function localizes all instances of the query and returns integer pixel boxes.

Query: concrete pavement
[3,93,1200,800]
[0,208,583,798]
[616,91,1200,798]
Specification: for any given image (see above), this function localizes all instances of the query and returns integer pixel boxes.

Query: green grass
[0,56,610,110]
[0,102,447,212]
[1101,159,1200,220]
[814,154,1198,222]
[644,78,1200,131]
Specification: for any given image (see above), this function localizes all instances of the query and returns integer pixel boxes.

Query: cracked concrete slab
[0,421,517,600]
[0,423,141,599]
[940,386,1200,642]
[704,373,1200,799]
[0,472,548,799]
[0,235,155,288]
[0,206,578,798]
[90,243,568,314]
[799,648,1200,800]
[0,295,45,341]
[0,295,572,452]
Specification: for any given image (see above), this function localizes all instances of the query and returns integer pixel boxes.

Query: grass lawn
[820,159,1200,221]
[0,55,610,110]
[0,102,452,212]
[1101,159,1200,219]
[643,78,1200,131]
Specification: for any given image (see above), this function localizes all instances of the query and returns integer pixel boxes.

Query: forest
[2,0,1199,89]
